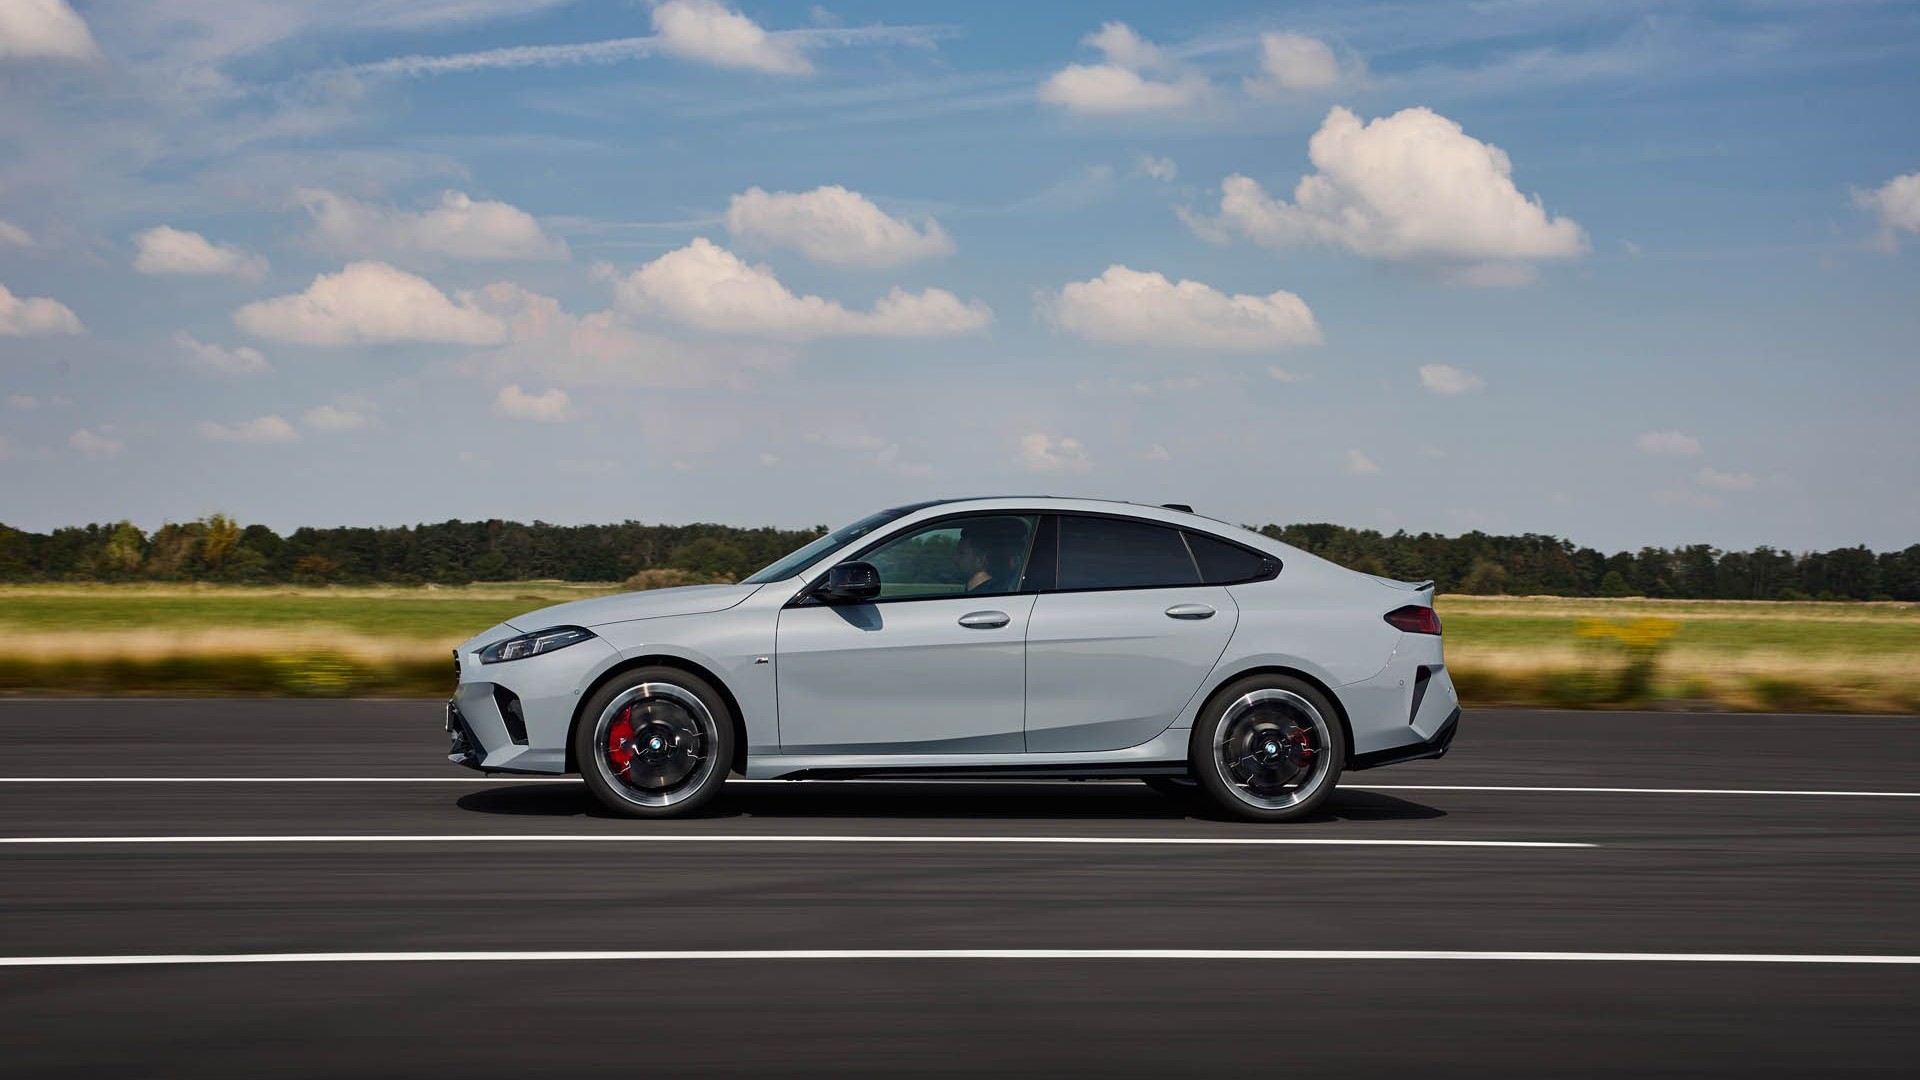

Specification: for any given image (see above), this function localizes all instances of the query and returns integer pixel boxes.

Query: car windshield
[738,506,918,584]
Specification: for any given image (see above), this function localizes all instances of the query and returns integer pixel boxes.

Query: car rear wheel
[575,666,734,818]
[1190,674,1345,822]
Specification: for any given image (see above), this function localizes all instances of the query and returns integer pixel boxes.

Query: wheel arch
[1197,664,1356,766]
[566,654,749,776]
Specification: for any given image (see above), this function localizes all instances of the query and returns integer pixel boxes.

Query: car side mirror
[813,561,881,604]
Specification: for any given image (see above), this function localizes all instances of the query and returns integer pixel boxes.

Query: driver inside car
[955,518,1029,594]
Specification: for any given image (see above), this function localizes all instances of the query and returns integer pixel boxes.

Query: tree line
[1,515,1916,600]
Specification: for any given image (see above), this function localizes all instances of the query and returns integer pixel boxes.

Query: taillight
[1385,605,1442,635]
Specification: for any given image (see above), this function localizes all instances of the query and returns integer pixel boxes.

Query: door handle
[1165,603,1215,620]
[958,610,1011,629]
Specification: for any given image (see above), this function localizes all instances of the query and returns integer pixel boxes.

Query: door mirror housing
[813,561,882,604]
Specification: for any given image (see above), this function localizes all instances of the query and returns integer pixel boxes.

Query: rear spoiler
[1367,574,1435,594]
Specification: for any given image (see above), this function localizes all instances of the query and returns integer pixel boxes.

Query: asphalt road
[0,700,1915,1077]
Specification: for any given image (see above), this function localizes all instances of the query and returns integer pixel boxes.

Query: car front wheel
[575,666,734,818]
[1190,674,1345,822]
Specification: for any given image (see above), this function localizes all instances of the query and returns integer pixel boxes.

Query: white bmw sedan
[447,497,1459,822]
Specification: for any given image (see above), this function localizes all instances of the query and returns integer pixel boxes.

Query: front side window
[859,515,1039,600]
[1057,516,1201,591]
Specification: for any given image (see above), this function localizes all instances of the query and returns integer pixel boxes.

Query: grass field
[3,584,1916,712]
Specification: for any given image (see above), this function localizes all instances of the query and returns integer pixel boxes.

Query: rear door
[1023,515,1239,753]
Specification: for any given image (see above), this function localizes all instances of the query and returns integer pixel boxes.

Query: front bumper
[447,629,617,774]
[446,699,484,770]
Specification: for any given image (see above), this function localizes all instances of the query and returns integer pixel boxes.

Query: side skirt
[771,761,1191,782]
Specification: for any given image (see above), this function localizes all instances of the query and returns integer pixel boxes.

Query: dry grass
[2,586,1915,711]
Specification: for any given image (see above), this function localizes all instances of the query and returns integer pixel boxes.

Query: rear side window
[1185,531,1270,584]
[1057,516,1200,590]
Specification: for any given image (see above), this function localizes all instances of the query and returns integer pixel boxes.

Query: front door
[774,514,1040,754]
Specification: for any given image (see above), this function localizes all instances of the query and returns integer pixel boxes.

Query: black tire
[1189,674,1345,822]
[574,666,735,818]
[1141,776,1198,799]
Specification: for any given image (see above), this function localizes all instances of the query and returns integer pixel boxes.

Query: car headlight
[478,626,595,664]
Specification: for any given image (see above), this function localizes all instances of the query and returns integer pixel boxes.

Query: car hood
[504,583,764,631]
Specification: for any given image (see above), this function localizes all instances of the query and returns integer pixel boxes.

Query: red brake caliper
[1289,726,1315,762]
[606,706,635,778]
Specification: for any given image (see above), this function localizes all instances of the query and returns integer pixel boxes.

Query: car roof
[883,496,1247,536]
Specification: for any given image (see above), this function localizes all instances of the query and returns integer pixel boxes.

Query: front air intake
[493,686,529,745]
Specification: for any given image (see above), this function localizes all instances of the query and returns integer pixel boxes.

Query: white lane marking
[0,834,1591,849]
[0,777,559,783]
[0,777,1916,798]
[1355,785,1920,798]
[0,949,1913,969]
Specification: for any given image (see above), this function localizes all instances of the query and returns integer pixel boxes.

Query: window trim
[788,507,1280,607]
[789,511,1044,607]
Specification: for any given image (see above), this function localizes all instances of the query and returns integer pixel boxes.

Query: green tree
[201,514,242,573]
[1459,558,1513,595]
[670,537,750,580]
[99,521,146,577]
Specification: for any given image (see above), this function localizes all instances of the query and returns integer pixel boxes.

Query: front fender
[586,607,779,759]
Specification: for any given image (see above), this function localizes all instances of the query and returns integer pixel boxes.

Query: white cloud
[456,282,792,390]
[302,403,372,431]
[493,384,569,422]
[0,282,84,336]
[1039,22,1210,115]
[68,428,121,459]
[1137,154,1177,182]
[0,221,33,247]
[1015,432,1091,473]
[1637,430,1702,456]
[1245,32,1345,95]
[1183,106,1587,281]
[356,20,933,78]
[198,415,299,444]
[132,226,270,281]
[298,189,568,262]
[8,394,41,409]
[1419,363,1485,395]
[1697,466,1757,491]
[725,185,952,269]
[1042,264,1320,351]
[1854,171,1920,250]
[652,0,811,75]
[174,331,269,375]
[1084,22,1164,69]
[613,238,990,339]
[1267,366,1305,384]
[0,0,100,62]
[235,261,508,346]
[1345,448,1381,475]
[1141,442,1170,461]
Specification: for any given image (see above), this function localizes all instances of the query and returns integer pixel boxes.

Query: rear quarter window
[1185,530,1274,584]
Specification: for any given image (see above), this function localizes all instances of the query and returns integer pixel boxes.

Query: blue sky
[1,0,1917,551]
